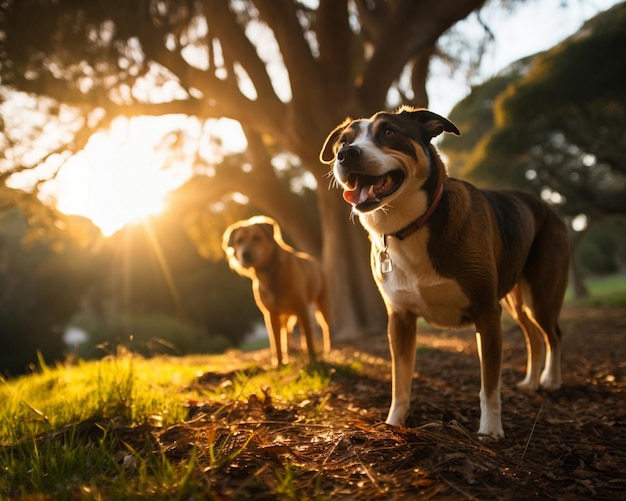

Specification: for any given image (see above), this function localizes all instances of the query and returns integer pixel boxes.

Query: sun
[49,117,193,236]
[37,115,247,236]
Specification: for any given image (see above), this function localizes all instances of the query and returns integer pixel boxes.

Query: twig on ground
[519,403,543,465]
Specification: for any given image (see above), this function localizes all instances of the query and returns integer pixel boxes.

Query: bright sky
[29,0,621,237]
[428,0,620,115]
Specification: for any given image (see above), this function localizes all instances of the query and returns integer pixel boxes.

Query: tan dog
[320,106,569,439]
[223,216,331,367]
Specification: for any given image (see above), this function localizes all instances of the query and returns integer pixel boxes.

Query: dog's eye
[383,127,396,137]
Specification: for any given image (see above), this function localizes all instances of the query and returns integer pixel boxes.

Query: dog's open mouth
[342,170,404,209]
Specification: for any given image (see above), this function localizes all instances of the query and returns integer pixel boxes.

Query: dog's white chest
[373,239,471,328]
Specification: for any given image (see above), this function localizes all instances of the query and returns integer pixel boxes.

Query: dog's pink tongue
[343,185,372,205]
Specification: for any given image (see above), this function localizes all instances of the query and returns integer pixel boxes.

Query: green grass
[565,273,626,306]
[1,351,207,441]
[0,349,331,500]
[0,351,213,499]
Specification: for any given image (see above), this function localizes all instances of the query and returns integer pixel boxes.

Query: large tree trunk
[316,181,387,341]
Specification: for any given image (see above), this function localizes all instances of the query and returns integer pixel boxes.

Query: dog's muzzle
[335,145,404,212]
[240,249,255,266]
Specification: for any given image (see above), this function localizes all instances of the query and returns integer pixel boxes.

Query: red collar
[388,183,444,241]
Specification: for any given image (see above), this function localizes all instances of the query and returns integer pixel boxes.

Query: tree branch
[254,0,325,111]
[409,46,435,108]
[354,0,389,41]
[201,1,280,105]
[359,0,485,109]
[315,0,354,113]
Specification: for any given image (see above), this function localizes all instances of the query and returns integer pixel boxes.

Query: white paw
[477,425,504,441]
[385,404,408,427]
[539,372,561,391]
[517,378,539,392]
[478,398,503,440]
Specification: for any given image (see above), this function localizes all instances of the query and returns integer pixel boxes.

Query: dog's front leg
[386,310,418,426]
[264,312,285,367]
[475,312,504,439]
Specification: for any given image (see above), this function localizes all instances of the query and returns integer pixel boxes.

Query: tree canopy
[441,2,626,219]
[3,0,504,339]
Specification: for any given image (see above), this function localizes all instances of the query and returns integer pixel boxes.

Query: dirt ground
[179,304,626,500]
[36,304,622,499]
[331,303,626,499]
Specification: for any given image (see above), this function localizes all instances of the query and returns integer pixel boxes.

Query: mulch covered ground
[16,304,624,499]
[163,303,625,500]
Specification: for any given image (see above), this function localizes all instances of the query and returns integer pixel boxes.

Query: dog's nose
[337,145,361,164]
[241,249,254,264]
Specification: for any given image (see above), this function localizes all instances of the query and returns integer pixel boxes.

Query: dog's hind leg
[314,309,331,356]
[314,286,332,356]
[296,307,318,365]
[520,224,568,391]
[537,319,562,390]
[525,287,565,391]
[503,284,545,391]
[386,310,418,426]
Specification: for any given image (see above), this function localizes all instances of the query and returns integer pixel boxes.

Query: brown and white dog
[223,216,331,368]
[320,106,569,438]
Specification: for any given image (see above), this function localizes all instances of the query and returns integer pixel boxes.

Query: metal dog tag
[379,250,393,274]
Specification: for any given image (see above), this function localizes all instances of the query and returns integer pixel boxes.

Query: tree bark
[316,180,388,340]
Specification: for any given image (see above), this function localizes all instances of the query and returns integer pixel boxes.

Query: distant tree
[577,216,626,275]
[0,188,100,374]
[451,3,626,215]
[439,57,532,179]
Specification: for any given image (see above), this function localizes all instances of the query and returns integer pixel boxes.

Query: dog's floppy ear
[223,226,238,251]
[222,225,242,272]
[222,225,254,277]
[403,108,460,139]
[320,118,351,164]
